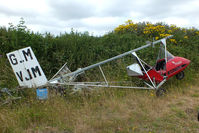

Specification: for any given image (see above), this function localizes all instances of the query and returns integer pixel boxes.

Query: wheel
[176,71,184,80]
[156,88,166,97]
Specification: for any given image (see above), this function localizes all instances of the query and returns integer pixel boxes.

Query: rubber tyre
[176,71,184,80]
[156,88,166,97]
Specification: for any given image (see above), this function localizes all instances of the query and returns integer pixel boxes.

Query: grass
[0,82,199,133]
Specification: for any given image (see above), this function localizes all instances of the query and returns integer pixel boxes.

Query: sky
[0,0,199,36]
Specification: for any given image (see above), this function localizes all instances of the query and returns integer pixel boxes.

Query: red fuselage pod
[138,57,190,83]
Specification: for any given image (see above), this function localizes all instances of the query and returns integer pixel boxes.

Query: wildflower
[182,28,187,33]
[195,31,199,35]
[168,30,172,33]
[170,39,177,44]
[170,24,177,28]
[132,126,137,131]
[155,37,159,40]
[125,20,133,24]
[160,33,172,38]
[184,36,188,39]
[150,92,154,97]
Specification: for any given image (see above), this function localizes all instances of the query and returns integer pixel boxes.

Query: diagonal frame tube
[132,52,157,89]
[99,65,109,86]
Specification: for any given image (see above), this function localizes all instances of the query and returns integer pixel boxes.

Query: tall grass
[0,83,199,133]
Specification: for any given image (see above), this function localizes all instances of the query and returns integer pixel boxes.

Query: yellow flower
[168,30,172,33]
[184,36,188,39]
[125,20,133,24]
[132,127,137,131]
[170,24,177,28]
[155,37,159,40]
[170,39,177,43]
[160,33,171,38]
[182,28,187,33]
[195,31,199,35]
[150,92,154,97]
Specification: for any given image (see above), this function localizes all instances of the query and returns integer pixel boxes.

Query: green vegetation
[1,19,199,79]
[0,19,199,132]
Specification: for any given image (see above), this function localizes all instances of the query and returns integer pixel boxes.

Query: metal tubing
[50,62,68,80]
[49,35,173,83]
[99,65,109,86]
[58,82,153,89]
[134,53,156,88]
[156,79,167,89]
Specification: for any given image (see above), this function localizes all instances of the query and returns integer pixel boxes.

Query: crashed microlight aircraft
[6,35,190,96]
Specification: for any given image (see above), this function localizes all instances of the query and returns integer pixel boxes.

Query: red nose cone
[182,57,191,66]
